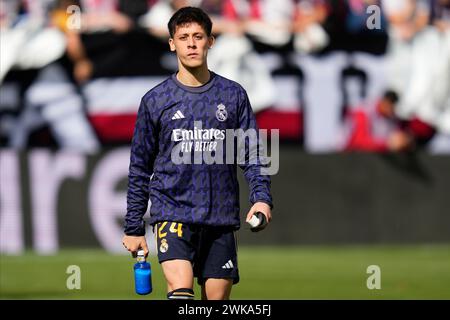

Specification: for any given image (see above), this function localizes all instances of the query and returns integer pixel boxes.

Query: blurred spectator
[383,0,443,127]
[345,91,436,152]
[293,0,330,54]
[77,0,134,33]
[53,0,152,83]
[0,0,66,83]
[240,0,294,48]
[382,0,450,153]
[0,0,100,151]
[202,0,245,35]
[68,0,168,80]
[51,0,91,84]
[206,0,279,111]
[140,0,192,39]
[382,0,429,41]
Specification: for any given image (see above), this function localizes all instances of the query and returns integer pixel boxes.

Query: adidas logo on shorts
[222,260,234,269]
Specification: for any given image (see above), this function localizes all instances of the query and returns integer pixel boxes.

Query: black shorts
[154,221,239,285]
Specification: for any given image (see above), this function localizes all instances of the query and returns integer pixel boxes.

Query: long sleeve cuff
[124,221,146,236]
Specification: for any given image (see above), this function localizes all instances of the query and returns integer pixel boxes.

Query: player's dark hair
[383,90,399,104]
[168,6,212,38]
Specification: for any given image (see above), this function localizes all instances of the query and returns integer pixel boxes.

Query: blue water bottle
[134,249,152,295]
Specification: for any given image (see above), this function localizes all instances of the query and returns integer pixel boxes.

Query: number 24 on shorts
[158,222,183,238]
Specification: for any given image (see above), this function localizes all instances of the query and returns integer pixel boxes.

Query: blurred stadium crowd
[0,0,449,153]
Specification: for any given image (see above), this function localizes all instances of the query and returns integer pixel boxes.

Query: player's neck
[176,65,210,87]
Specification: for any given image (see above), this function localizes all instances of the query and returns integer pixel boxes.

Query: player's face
[169,23,214,69]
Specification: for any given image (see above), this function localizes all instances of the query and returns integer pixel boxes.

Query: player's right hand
[246,202,272,232]
[122,235,149,258]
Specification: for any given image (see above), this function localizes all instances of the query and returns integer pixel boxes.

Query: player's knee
[201,281,232,300]
[161,259,193,289]
[167,288,195,300]
[203,291,230,300]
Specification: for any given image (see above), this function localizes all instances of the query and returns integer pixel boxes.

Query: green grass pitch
[1,245,449,299]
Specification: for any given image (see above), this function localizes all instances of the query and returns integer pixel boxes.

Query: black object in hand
[249,211,268,232]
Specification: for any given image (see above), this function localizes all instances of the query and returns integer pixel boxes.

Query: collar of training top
[171,71,217,94]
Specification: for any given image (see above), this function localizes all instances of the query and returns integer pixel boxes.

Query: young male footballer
[122,6,273,300]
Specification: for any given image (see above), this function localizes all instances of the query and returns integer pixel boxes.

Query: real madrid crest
[216,103,227,122]
[159,238,169,253]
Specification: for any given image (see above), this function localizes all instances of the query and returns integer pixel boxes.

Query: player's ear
[169,38,176,52]
[208,35,215,49]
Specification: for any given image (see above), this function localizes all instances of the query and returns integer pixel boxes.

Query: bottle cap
[137,250,145,257]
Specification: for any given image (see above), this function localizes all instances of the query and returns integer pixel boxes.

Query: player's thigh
[155,221,197,291]
[201,278,233,300]
[161,259,194,291]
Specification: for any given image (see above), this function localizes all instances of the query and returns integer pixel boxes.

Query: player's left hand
[246,202,272,227]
